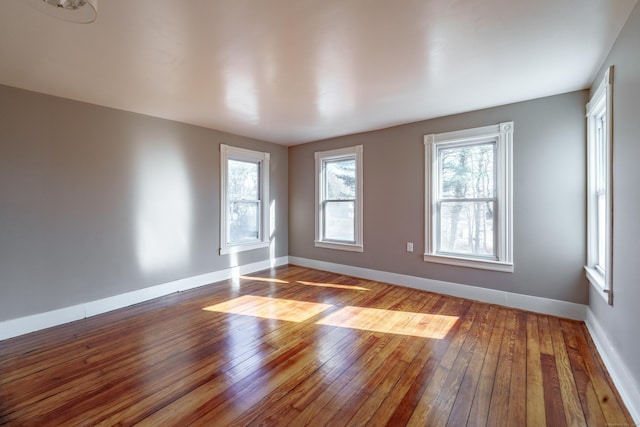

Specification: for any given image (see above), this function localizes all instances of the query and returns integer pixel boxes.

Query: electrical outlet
[406,242,414,252]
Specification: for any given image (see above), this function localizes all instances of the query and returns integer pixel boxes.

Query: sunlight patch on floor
[203,295,332,322]
[203,296,456,339]
[316,306,458,339]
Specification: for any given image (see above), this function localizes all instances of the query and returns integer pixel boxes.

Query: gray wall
[0,85,288,322]
[588,1,640,395]
[289,90,589,304]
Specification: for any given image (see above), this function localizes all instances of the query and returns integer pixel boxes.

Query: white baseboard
[0,256,289,341]
[585,307,640,425]
[288,256,586,320]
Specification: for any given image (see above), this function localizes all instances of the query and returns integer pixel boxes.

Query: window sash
[227,200,261,244]
[434,139,499,260]
[227,159,262,244]
[595,193,606,273]
[322,158,356,201]
[595,116,606,192]
[436,199,497,259]
[593,114,607,275]
[321,199,355,243]
[320,157,357,242]
[228,159,260,200]
[437,141,496,199]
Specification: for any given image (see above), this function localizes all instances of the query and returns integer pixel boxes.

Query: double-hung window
[424,122,513,272]
[315,145,363,252]
[585,66,613,304]
[220,144,270,255]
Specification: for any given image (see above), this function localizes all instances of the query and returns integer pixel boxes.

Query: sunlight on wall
[269,200,276,267]
[135,141,192,274]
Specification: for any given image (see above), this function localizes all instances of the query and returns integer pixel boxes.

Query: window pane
[324,201,355,242]
[596,116,606,192]
[439,201,495,257]
[229,201,259,243]
[325,159,356,200]
[228,159,259,200]
[597,194,606,271]
[440,143,494,199]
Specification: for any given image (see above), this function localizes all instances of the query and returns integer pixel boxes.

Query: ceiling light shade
[27,0,97,24]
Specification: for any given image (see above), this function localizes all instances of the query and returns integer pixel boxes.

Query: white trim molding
[0,257,289,341]
[314,145,364,252]
[424,122,514,272]
[288,256,585,320]
[585,307,640,425]
[220,144,271,255]
[585,66,614,304]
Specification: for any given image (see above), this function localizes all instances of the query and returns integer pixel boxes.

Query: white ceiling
[0,0,636,145]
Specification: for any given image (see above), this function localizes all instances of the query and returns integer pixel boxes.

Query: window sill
[315,241,363,252]
[584,266,611,304]
[220,241,270,255]
[423,253,514,273]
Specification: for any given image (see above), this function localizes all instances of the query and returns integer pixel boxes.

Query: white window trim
[220,144,270,255]
[424,122,514,272]
[314,145,364,252]
[585,66,613,304]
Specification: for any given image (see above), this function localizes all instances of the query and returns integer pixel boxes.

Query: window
[585,66,613,304]
[220,144,270,255]
[424,122,513,272]
[315,145,363,252]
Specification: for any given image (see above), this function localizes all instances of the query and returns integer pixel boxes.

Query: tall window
[425,122,513,272]
[220,144,270,255]
[315,145,363,252]
[586,66,613,304]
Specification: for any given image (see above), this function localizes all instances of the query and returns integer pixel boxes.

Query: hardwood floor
[0,265,634,426]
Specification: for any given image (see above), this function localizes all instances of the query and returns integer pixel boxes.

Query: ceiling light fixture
[26,0,97,24]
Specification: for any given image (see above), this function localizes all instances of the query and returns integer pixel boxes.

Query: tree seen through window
[439,143,496,257]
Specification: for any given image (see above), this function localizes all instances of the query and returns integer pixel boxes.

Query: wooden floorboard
[0,265,634,426]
